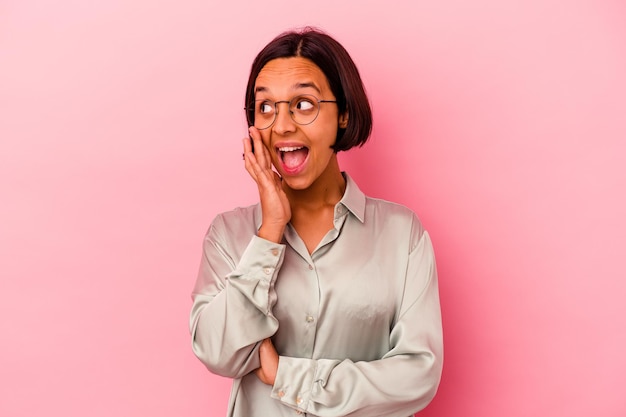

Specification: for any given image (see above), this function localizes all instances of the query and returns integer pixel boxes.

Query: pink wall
[1,1,625,416]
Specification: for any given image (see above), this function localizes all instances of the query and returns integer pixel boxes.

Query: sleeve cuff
[225,236,286,314]
[271,356,317,412]
[231,235,286,283]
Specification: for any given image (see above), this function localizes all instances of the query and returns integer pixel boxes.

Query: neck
[284,156,345,211]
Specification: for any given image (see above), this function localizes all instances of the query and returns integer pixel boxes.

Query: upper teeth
[278,146,304,152]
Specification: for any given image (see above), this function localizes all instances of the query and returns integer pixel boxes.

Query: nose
[272,101,296,134]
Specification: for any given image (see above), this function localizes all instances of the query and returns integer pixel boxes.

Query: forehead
[254,57,331,95]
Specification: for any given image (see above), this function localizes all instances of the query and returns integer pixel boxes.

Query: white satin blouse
[190,173,443,417]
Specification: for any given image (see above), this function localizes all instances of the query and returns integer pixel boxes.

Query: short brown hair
[245,27,372,152]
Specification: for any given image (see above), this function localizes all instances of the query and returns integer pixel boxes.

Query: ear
[338,111,349,129]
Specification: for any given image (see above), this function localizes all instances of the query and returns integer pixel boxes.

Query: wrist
[258,224,285,243]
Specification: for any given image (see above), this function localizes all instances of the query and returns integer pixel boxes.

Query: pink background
[1,0,625,416]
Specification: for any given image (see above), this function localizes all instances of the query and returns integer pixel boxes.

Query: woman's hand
[244,131,284,385]
[254,338,279,386]
[243,127,291,243]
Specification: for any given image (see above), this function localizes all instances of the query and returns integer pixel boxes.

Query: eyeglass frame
[245,94,338,130]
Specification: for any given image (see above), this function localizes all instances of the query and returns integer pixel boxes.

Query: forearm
[271,351,441,417]
[190,235,285,378]
[270,230,443,416]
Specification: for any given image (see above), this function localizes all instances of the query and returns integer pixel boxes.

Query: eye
[258,101,273,115]
[293,97,315,112]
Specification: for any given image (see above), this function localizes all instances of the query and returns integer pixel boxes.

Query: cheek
[319,113,340,136]
[308,115,339,139]
[319,123,339,144]
[260,132,272,149]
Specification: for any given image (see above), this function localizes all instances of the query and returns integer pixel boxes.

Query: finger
[244,133,282,197]
[258,338,278,385]
[272,170,283,187]
[259,338,278,358]
[248,127,271,170]
[242,135,253,157]
[242,137,259,181]
[243,138,274,188]
[245,147,276,191]
[244,138,278,190]
[260,338,272,351]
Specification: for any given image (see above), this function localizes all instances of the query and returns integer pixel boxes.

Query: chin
[282,176,313,191]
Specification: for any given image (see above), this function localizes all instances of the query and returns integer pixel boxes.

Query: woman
[190,27,443,417]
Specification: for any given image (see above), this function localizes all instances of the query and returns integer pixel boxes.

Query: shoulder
[364,196,424,231]
[205,203,261,242]
[363,196,426,249]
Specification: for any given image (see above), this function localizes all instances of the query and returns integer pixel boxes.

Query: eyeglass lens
[249,95,321,130]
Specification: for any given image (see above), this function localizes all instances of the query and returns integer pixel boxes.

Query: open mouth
[278,146,309,172]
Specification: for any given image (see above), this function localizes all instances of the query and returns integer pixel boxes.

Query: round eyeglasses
[246,94,337,130]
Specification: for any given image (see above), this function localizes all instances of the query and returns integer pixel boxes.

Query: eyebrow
[254,82,322,95]
[293,82,321,94]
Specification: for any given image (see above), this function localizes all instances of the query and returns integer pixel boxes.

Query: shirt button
[306,315,314,323]
[296,411,303,415]
[263,267,271,275]
[337,206,343,214]
[271,249,279,256]
[296,396,303,404]
[308,264,313,270]
[278,390,285,398]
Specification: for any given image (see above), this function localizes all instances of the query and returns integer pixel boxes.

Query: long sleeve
[190,176,443,417]
[270,230,443,417]
[189,213,286,379]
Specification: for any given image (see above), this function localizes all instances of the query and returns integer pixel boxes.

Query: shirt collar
[337,172,366,223]
[253,171,366,229]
